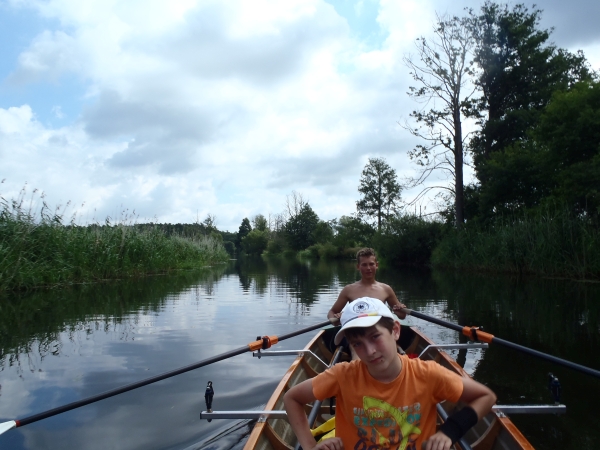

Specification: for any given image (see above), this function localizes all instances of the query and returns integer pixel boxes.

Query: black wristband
[438,406,478,444]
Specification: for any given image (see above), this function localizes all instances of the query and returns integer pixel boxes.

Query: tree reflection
[0,267,228,371]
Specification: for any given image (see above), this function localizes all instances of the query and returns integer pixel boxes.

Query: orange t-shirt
[312,354,463,450]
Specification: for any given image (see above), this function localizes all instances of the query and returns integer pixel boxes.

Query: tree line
[121,2,598,279]
[223,1,600,280]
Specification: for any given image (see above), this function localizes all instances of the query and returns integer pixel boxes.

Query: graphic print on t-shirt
[353,396,422,450]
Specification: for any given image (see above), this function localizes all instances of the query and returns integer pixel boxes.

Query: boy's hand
[328,312,342,324]
[421,431,452,450]
[313,437,344,450]
[392,304,407,320]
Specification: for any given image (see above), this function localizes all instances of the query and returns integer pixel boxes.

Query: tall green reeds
[432,207,600,280]
[0,188,229,292]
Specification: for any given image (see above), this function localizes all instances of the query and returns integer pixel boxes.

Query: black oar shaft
[403,308,600,380]
[277,320,332,341]
[405,309,464,333]
[17,344,251,427]
[13,320,332,429]
[492,336,600,379]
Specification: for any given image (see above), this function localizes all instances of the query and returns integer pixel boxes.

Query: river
[0,257,599,450]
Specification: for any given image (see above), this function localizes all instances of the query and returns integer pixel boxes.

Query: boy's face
[346,321,401,379]
[357,255,378,280]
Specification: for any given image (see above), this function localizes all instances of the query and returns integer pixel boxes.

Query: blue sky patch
[324,0,384,50]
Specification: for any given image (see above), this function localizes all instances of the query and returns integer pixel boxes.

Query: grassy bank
[432,209,600,280]
[0,194,229,292]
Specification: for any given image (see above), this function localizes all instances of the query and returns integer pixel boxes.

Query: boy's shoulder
[401,355,463,383]
[319,359,363,379]
[319,356,454,382]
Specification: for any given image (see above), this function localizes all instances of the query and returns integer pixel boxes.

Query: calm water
[1,258,599,450]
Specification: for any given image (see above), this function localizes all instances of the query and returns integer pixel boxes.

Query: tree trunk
[454,108,465,228]
[378,179,382,232]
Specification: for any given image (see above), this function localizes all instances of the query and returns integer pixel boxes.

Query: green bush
[340,247,360,260]
[304,244,321,258]
[317,242,339,259]
[266,239,284,255]
[282,249,297,258]
[373,215,444,265]
[297,249,313,258]
[241,229,269,255]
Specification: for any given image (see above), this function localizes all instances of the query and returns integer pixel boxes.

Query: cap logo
[352,300,370,314]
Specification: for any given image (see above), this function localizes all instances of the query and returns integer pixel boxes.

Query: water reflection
[0,259,599,450]
[0,267,229,366]
[420,270,600,450]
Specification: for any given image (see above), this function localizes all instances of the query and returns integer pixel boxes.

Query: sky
[1,0,599,231]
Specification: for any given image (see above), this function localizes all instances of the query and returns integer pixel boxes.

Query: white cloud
[7,30,81,84]
[1,0,599,230]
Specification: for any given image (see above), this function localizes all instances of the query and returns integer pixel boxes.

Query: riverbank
[0,198,229,292]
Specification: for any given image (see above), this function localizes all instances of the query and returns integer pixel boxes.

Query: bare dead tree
[284,191,307,220]
[402,13,477,227]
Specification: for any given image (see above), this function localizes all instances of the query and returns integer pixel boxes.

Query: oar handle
[401,308,600,380]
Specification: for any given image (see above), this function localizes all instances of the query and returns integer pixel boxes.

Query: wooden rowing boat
[243,325,534,450]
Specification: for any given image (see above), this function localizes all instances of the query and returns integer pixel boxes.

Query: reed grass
[432,207,600,280]
[0,187,229,292]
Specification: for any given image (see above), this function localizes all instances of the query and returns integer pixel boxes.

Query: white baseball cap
[334,297,396,345]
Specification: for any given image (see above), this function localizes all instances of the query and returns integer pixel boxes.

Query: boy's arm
[423,377,496,450]
[327,288,350,322]
[458,376,497,418]
[283,380,344,450]
[383,285,407,320]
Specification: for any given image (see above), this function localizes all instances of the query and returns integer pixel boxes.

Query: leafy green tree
[466,80,600,219]
[403,14,475,227]
[251,214,268,231]
[223,241,235,256]
[312,220,334,244]
[332,215,375,248]
[203,214,217,233]
[235,218,252,251]
[284,203,319,251]
[536,81,600,215]
[241,229,269,255]
[468,2,592,216]
[356,158,402,232]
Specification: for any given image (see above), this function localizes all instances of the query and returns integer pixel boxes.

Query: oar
[402,308,600,380]
[0,320,332,436]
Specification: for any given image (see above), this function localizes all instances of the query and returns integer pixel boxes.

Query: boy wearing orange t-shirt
[284,298,497,450]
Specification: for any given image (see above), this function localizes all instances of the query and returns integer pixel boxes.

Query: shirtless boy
[328,248,407,322]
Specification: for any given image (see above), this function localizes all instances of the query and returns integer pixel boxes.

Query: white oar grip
[0,420,16,436]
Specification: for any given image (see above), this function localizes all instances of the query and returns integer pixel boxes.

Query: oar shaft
[492,336,600,379]
[402,308,600,380]
[18,344,252,427]
[5,320,332,432]
[277,320,332,341]
[404,309,464,333]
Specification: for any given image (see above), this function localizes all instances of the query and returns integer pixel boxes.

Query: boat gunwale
[408,326,534,450]
[244,329,327,450]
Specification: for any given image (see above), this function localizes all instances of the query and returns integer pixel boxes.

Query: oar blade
[0,420,17,436]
